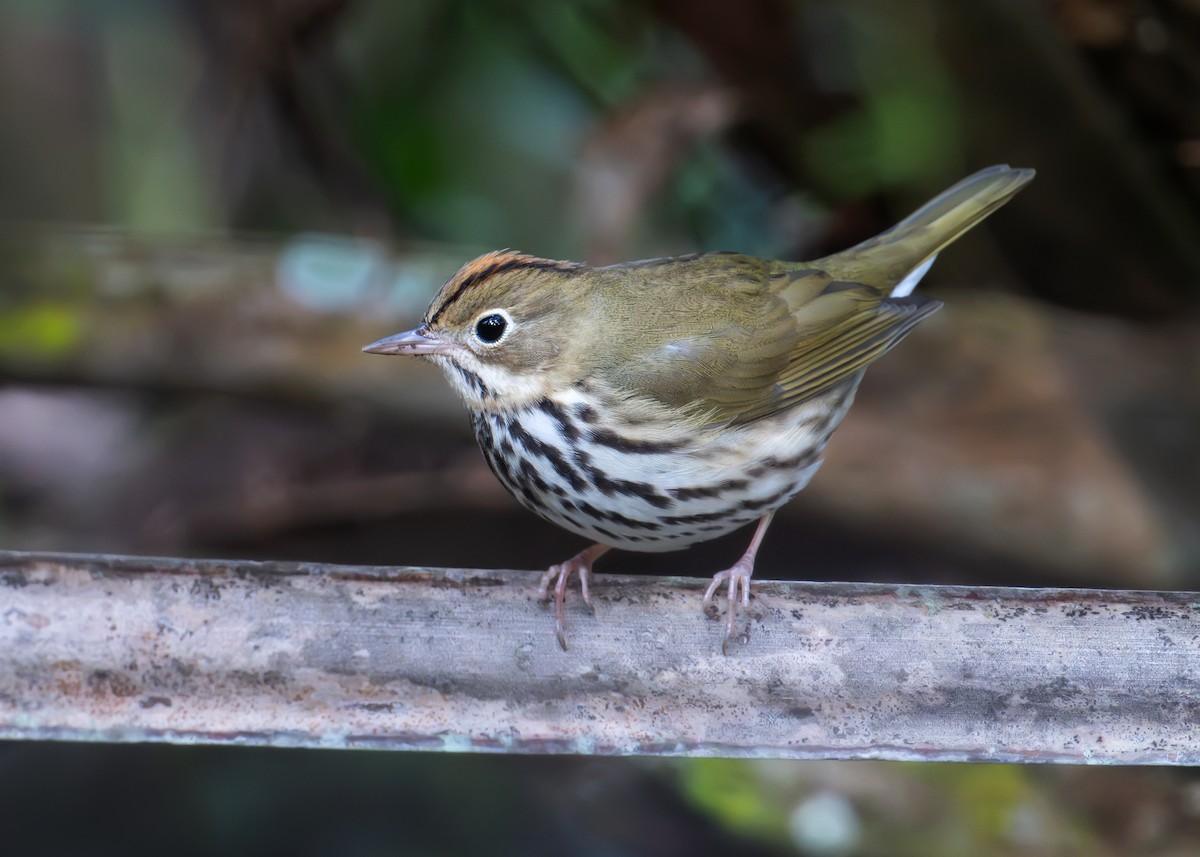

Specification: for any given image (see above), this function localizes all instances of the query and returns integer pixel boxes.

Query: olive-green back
[599,165,1034,426]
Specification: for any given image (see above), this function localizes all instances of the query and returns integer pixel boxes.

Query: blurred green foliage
[679,757,791,845]
[0,0,971,260]
[0,303,82,358]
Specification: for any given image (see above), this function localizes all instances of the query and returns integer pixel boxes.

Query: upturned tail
[817,164,1035,293]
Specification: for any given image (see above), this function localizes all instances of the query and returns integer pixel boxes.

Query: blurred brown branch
[184,0,396,235]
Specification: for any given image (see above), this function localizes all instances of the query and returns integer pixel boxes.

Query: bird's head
[363,252,593,411]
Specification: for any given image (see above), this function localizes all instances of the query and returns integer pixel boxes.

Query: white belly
[470,382,858,552]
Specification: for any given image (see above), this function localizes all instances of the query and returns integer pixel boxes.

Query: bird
[364,164,1034,651]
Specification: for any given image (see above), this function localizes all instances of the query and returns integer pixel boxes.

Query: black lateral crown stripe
[427,256,574,326]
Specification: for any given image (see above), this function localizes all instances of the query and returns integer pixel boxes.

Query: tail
[818,165,1035,294]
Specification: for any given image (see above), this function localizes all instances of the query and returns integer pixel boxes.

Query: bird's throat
[434,354,556,413]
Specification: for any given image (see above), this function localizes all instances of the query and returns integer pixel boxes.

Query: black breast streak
[536,398,580,442]
[658,509,732,526]
[479,414,562,516]
[587,427,682,455]
[452,361,492,400]
[577,501,662,532]
[669,478,750,501]
[736,483,796,512]
[574,403,598,424]
[516,458,553,501]
[558,511,587,530]
[504,415,589,492]
[473,414,518,493]
[745,447,822,479]
[570,445,674,509]
[476,410,669,541]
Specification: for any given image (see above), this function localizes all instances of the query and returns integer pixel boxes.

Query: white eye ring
[472,309,513,346]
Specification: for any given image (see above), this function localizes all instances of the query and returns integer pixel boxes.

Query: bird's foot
[701,512,774,654]
[537,543,610,650]
[702,558,755,654]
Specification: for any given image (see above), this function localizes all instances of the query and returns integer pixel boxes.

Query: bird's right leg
[537,543,612,650]
[703,512,775,653]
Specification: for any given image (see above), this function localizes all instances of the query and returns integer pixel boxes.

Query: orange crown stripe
[426,251,577,325]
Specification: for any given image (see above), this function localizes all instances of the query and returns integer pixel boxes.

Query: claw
[702,560,754,652]
[537,543,610,650]
[701,512,775,653]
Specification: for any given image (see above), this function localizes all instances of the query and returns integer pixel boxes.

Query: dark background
[2,1,1200,854]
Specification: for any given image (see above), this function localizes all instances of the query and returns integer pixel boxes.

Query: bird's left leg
[537,543,612,650]
[703,512,775,652]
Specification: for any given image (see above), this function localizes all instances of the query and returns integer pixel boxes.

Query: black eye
[474,313,507,344]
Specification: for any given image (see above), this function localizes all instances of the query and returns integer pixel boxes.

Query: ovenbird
[365,165,1034,650]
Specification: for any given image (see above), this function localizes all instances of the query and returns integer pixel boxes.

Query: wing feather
[592,162,1033,427]
[599,255,939,427]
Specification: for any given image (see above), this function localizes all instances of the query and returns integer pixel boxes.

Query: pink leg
[702,512,775,652]
[537,543,612,650]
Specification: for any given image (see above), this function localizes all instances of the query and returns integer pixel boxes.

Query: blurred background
[2,0,1200,854]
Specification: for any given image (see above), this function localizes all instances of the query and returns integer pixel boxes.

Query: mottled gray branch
[1,550,1198,763]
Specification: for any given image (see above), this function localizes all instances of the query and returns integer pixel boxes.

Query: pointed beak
[362,326,448,356]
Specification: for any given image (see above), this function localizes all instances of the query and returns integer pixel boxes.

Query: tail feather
[818,165,1035,291]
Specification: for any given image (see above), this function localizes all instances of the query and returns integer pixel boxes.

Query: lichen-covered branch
[1,550,1197,763]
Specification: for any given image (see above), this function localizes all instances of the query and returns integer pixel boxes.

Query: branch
[2,550,1197,763]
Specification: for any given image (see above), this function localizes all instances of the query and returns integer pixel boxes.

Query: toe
[536,566,559,601]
